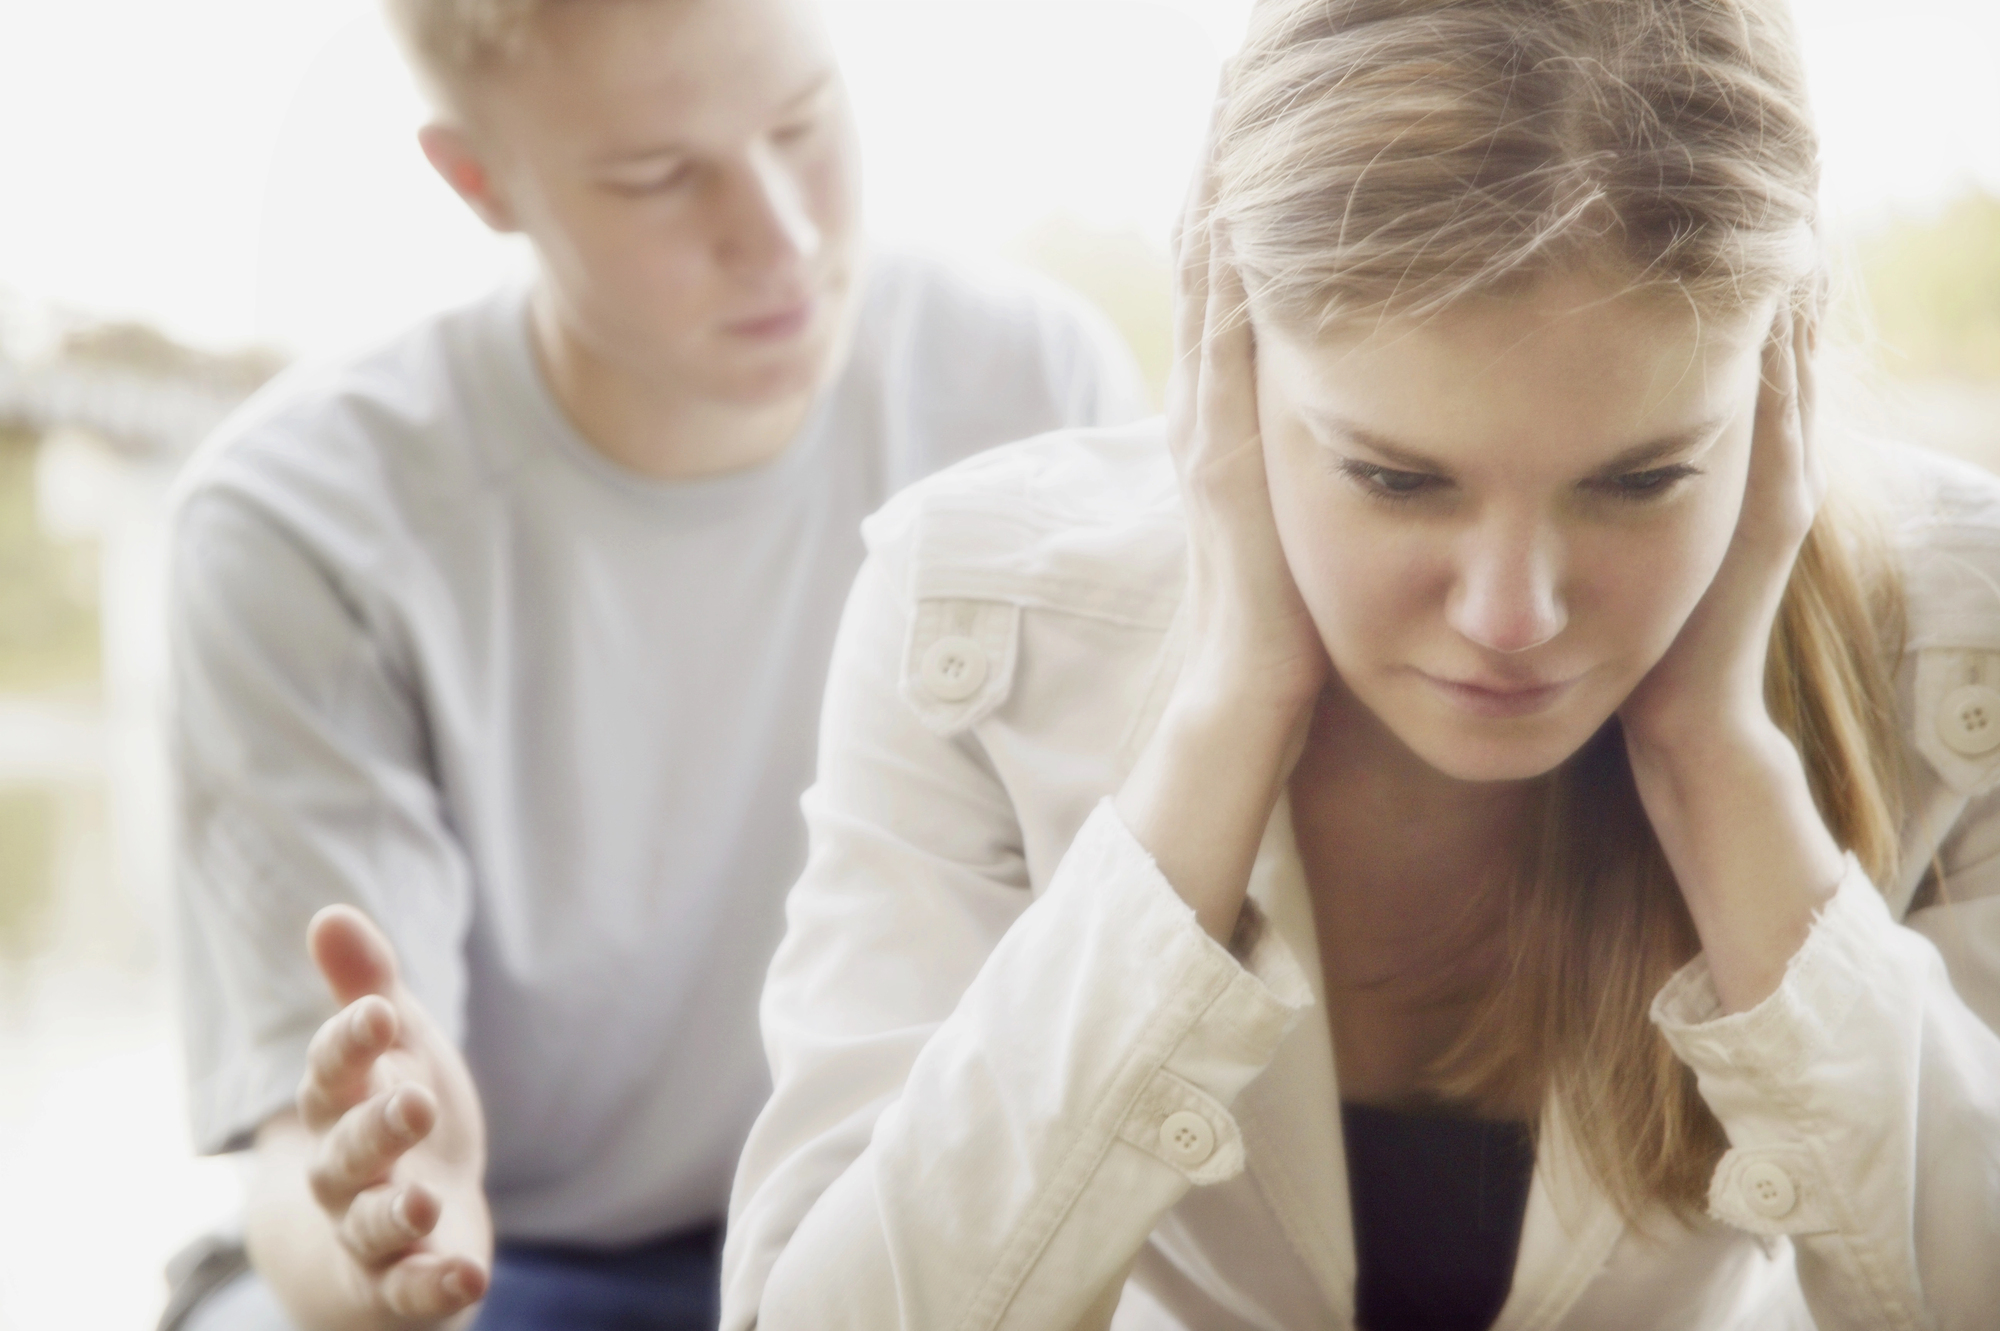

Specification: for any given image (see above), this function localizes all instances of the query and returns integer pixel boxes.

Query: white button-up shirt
[724,419,2000,1331]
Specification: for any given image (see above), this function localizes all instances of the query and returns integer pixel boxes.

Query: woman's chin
[1393,715,1609,786]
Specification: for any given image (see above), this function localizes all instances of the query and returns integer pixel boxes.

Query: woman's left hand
[1618,308,1823,754]
[1618,307,1849,1013]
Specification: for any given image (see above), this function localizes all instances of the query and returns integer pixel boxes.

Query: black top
[1340,1101,1536,1331]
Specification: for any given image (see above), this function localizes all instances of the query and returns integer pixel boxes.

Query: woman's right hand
[1167,175,1329,719]
[1114,120,1329,943]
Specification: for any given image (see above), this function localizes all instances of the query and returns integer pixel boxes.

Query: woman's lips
[1420,671,1577,719]
[723,299,815,340]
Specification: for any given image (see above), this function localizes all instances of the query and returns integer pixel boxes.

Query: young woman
[722,1,2000,1327]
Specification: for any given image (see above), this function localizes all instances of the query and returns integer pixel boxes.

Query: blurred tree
[1858,191,2000,381]
[0,427,99,693]
[1008,214,1172,409]
[59,322,287,401]
[0,788,56,965]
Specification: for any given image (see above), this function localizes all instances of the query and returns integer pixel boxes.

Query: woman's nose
[1445,522,1568,655]
[719,143,821,272]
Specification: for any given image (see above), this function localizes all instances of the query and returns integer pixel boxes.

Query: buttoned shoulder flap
[900,597,1022,736]
[1901,530,2000,797]
[891,479,1184,738]
[1910,648,2000,796]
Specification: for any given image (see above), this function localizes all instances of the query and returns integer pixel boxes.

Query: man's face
[467,0,862,406]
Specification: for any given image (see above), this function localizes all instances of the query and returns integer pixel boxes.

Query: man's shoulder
[172,289,522,540]
[862,417,1184,629]
[852,248,1144,406]
[857,246,1105,343]
[832,248,1148,480]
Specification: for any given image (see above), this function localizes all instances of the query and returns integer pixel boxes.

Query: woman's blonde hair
[1216,0,1906,1220]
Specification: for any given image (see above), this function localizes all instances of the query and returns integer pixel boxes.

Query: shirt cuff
[1649,854,1899,1236]
[1650,853,1880,1078]
[1072,800,1314,1184]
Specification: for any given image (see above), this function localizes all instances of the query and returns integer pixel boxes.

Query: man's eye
[607,165,694,197]
[1596,464,1701,499]
[1337,459,1440,499]
[771,117,820,146]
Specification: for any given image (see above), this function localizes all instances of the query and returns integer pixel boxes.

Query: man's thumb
[307,904,402,1006]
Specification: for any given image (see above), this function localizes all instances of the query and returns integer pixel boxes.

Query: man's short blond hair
[382,0,551,106]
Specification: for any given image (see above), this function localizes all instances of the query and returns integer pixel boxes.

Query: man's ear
[419,123,519,233]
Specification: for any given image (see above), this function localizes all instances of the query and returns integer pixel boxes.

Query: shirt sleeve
[1651,855,2000,1331]
[721,555,1312,1331]
[171,486,475,1154]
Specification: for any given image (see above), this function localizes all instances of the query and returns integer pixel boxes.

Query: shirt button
[1159,1110,1216,1167]
[920,635,989,702]
[1740,1160,1798,1219]
[1939,684,2000,757]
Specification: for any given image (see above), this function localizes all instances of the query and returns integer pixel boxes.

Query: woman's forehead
[1260,276,1774,470]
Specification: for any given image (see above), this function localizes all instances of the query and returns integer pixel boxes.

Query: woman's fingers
[299,994,398,1132]
[307,1085,437,1215]
[1743,311,1817,555]
[1169,93,1229,455]
[1794,309,1825,509]
[1195,233,1258,466]
[1169,192,1214,444]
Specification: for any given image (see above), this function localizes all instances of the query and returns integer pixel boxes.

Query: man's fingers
[299,995,398,1131]
[307,1086,436,1214]
[378,1253,489,1321]
[339,1182,439,1267]
[309,904,404,1008]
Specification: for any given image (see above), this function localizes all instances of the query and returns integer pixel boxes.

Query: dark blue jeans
[472,1222,723,1331]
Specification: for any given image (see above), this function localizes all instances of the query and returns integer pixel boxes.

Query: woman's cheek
[1593,517,1729,670]
[1294,509,1428,668]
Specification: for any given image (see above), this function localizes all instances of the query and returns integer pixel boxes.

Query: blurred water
[0,781,242,1331]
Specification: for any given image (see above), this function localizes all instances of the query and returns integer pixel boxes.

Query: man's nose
[1445,518,1568,655]
[719,143,821,271]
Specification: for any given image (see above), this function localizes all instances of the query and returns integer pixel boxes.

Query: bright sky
[4,0,1996,360]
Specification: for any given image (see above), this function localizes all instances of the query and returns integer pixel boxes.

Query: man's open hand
[291,905,492,1325]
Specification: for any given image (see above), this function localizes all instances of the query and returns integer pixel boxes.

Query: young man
[166,1,1145,1327]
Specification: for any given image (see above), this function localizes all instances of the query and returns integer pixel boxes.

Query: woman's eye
[1595,464,1701,500]
[1337,459,1440,499]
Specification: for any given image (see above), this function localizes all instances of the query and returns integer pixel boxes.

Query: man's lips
[1418,670,1578,718]
[722,298,815,340]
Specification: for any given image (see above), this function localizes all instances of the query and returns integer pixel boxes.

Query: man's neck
[528,291,819,483]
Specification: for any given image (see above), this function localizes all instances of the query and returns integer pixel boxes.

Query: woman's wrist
[1116,681,1314,943]
[1625,714,1846,1012]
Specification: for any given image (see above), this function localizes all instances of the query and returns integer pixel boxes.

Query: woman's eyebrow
[1306,415,1443,471]
[1587,420,1729,476]
[1307,412,1728,475]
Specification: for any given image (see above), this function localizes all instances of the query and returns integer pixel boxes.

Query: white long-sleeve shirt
[724,419,2000,1330]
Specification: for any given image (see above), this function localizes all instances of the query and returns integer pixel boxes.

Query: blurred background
[2,0,1996,1324]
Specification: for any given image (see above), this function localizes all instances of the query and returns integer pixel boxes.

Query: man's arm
[243,910,490,1331]
[170,483,487,1328]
